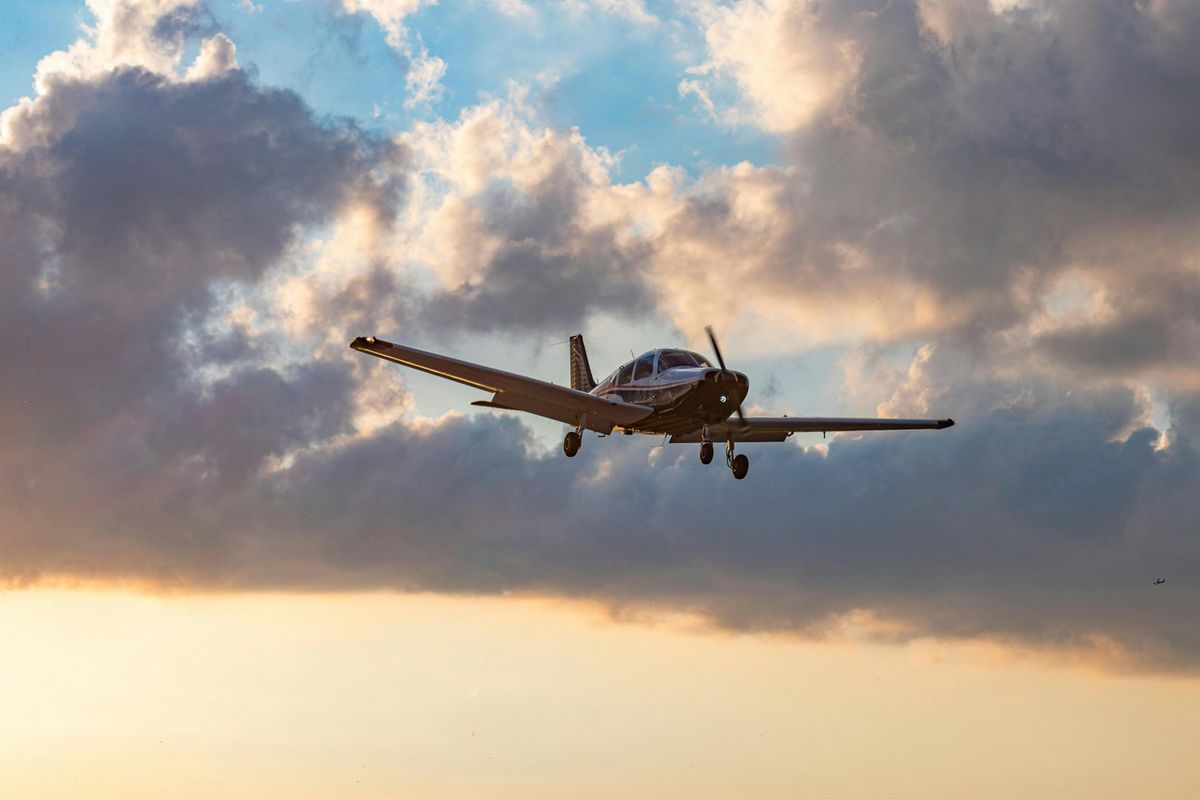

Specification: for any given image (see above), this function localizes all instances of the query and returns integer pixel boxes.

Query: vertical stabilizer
[569,334,596,392]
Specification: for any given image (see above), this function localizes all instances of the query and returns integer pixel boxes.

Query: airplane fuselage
[590,352,749,436]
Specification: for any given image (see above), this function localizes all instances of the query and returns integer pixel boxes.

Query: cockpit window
[632,353,655,381]
[688,352,713,368]
[617,363,634,385]
[657,350,698,370]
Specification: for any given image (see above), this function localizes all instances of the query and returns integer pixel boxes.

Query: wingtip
[350,335,380,350]
[939,418,956,429]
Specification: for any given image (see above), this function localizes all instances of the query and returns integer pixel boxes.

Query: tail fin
[569,334,596,392]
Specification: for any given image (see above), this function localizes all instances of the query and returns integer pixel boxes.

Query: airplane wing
[350,336,652,433]
[670,416,955,443]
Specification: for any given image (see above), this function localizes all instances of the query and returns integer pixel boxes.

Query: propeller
[705,325,748,430]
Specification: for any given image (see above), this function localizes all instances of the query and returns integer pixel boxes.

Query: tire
[731,453,749,480]
[700,441,714,464]
[563,431,581,457]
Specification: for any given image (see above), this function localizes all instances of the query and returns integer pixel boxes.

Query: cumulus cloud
[0,2,402,579]
[681,0,861,130]
[184,31,238,81]
[1,0,1196,675]
[398,91,655,332]
[666,0,1200,376]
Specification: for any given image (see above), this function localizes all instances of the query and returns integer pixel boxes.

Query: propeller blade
[705,325,748,432]
[705,325,728,372]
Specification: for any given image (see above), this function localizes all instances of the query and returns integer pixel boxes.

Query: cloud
[5,342,1197,672]
[338,0,445,107]
[0,4,402,578]
[483,0,657,25]
[398,93,656,332]
[339,0,433,50]
[0,0,1196,676]
[487,0,536,20]
[184,31,238,81]
[404,47,447,108]
[564,0,658,26]
[681,0,861,130]
[662,0,1200,376]
[28,0,219,86]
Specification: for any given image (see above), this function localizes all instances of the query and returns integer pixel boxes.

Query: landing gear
[565,415,588,458]
[731,453,749,480]
[726,438,749,480]
[699,425,713,464]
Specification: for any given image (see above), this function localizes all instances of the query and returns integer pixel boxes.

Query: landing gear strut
[699,425,713,464]
[564,415,587,458]
[726,438,749,480]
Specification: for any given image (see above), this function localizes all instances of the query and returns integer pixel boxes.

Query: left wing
[351,336,652,432]
[670,416,955,443]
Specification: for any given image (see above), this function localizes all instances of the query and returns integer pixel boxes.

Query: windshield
[688,352,713,368]
[657,350,699,370]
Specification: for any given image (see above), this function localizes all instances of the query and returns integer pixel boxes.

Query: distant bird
[1153,577,1166,585]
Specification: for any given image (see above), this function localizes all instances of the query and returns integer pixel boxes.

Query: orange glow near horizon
[1,588,1197,800]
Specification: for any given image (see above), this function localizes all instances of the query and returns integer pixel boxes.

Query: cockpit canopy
[598,349,713,390]
[657,350,711,371]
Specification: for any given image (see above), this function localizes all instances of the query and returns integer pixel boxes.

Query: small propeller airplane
[351,327,954,480]
[1153,577,1167,585]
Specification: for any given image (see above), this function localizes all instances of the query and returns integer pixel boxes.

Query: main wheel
[700,441,714,464]
[730,453,749,480]
[563,431,581,457]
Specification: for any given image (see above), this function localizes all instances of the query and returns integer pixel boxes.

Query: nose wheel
[700,441,714,464]
[563,430,581,457]
[726,438,750,479]
[730,453,749,479]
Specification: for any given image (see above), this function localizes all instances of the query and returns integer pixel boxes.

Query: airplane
[1154,578,1167,585]
[350,327,954,480]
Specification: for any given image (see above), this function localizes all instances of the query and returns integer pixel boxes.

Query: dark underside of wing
[669,417,956,443]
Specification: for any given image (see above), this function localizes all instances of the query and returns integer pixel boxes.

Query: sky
[0,0,1197,797]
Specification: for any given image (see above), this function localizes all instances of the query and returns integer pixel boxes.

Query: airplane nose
[732,371,749,404]
[706,369,748,407]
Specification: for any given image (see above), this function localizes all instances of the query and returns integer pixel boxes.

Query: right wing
[670,416,955,443]
[351,336,652,432]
